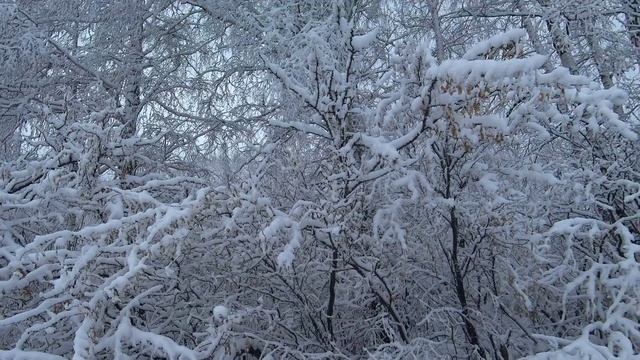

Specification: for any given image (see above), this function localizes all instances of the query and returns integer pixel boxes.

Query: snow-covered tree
[1,0,638,359]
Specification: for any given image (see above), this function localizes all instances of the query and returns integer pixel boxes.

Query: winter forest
[2,0,640,359]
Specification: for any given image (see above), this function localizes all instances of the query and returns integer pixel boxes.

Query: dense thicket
[1,1,639,359]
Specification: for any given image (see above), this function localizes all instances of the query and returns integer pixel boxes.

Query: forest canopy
[1,0,639,359]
